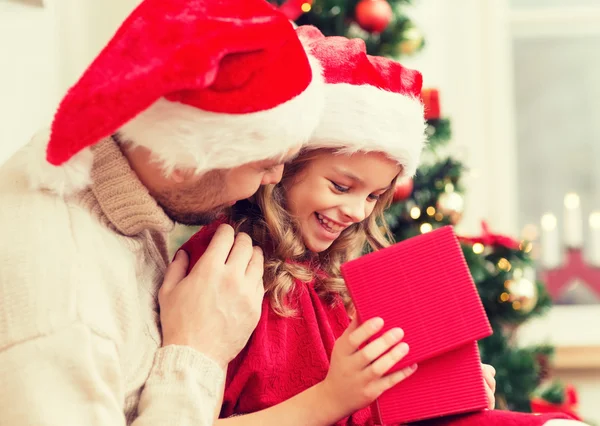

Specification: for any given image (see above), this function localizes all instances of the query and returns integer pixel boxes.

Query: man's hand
[159,224,265,369]
[482,363,496,409]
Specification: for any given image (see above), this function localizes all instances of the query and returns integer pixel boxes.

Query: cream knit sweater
[0,138,224,425]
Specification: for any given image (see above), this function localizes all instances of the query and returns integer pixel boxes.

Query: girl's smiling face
[285,151,400,253]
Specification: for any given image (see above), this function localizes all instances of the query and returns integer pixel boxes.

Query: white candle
[588,212,600,267]
[540,213,561,269]
[563,193,583,248]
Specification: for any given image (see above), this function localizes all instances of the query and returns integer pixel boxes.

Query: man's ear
[169,168,187,184]
[168,167,206,184]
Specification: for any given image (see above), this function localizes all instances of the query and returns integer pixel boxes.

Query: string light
[434,213,444,221]
[500,292,510,302]
[445,182,455,193]
[426,206,436,216]
[301,2,312,12]
[497,258,512,271]
[420,223,433,234]
[472,243,485,254]
[512,301,522,310]
[410,207,421,219]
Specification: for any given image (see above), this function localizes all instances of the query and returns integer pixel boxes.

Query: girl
[179,28,583,426]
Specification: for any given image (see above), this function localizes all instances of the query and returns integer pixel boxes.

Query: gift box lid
[341,226,492,372]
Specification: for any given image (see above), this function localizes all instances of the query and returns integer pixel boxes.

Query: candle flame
[541,213,557,230]
[590,212,600,229]
[564,192,580,209]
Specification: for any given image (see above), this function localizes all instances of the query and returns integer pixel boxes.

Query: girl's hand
[482,363,496,409]
[319,317,417,419]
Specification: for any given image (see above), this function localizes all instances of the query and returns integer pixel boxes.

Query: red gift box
[341,226,493,425]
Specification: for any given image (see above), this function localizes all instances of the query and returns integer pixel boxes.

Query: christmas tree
[269,0,583,417]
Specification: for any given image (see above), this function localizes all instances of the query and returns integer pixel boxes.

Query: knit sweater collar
[88,137,174,236]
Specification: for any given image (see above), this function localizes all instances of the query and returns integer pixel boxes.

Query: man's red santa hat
[27,0,324,195]
[297,26,425,177]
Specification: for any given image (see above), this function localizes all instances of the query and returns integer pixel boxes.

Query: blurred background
[1,0,599,422]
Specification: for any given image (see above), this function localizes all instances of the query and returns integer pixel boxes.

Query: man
[0,0,323,425]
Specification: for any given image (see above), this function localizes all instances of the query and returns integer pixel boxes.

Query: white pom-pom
[22,128,94,197]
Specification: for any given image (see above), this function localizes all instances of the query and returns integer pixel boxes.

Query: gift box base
[372,342,488,425]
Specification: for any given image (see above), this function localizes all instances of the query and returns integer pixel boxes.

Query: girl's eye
[331,181,349,193]
[368,194,381,201]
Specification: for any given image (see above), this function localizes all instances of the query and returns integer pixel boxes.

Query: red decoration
[459,221,521,251]
[531,385,583,421]
[542,248,600,300]
[277,0,312,20]
[422,88,441,120]
[393,177,414,201]
[354,0,393,34]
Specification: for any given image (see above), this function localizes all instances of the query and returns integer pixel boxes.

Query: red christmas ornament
[277,0,313,21]
[393,177,413,202]
[422,88,441,121]
[354,0,393,34]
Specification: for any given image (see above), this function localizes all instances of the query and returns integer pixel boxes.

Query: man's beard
[152,168,230,226]
[162,205,225,226]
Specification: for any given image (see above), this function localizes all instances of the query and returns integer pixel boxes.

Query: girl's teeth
[317,213,342,232]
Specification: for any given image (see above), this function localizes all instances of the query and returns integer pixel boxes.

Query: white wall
[0,0,142,167]
[54,0,141,93]
[0,1,59,165]
[402,0,519,236]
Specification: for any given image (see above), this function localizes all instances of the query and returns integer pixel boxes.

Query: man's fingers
[226,232,254,268]
[161,250,189,294]
[246,245,264,281]
[343,317,384,354]
[196,224,235,267]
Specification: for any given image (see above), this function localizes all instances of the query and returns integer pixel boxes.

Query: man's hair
[231,148,396,316]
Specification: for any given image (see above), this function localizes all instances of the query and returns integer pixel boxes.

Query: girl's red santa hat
[27,0,324,195]
[297,26,426,177]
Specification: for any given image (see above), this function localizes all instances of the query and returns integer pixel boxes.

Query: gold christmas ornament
[397,25,424,56]
[437,191,464,224]
[503,276,538,314]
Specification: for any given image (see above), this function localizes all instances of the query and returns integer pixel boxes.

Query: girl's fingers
[354,327,404,368]
[482,364,496,392]
[486,386,496,409]
[370,364,418,396]
[366,341,410,378]
[341,317,384,355]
